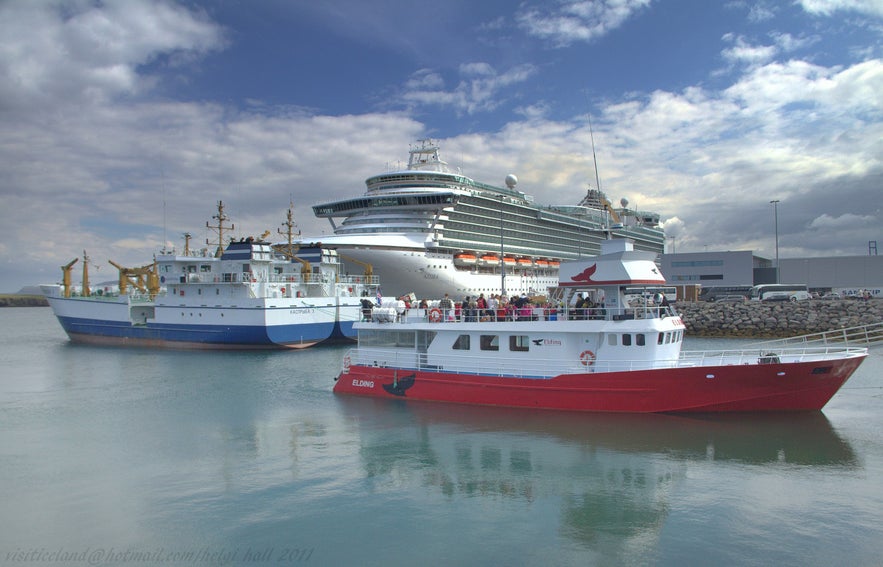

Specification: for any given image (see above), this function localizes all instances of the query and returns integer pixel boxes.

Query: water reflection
[328,398,858,554]
[336,398,858,468]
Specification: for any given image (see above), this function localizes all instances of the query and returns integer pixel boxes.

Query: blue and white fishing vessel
[42,202,379,349]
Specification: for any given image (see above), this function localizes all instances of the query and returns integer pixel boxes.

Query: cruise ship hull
[328,240,558,299]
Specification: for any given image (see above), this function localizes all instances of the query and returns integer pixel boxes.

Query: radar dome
[620,198,629,208]
[505,174,518,189]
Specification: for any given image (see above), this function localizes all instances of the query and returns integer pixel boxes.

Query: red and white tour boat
[334,239,869,413]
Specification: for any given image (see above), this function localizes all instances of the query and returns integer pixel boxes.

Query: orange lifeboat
[535,258,550,269]
[479,254,500,266]
[548,259,560,268]
[503,256,517,266]
[516,257,533,268]
[453,252,477,266]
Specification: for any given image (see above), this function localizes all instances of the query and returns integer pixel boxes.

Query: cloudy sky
[1,0,881,292]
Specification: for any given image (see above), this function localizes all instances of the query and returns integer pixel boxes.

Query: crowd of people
[360,290,613,322]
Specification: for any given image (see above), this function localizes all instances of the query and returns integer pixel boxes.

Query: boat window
[509,335,530,352]
[636,334,645,346]
[608,334,618,346]
[480,335,499,351]
[360,329,417,348]
[453,334,470,350]
[657,333,664,345]
[622,334,632,346]
[200,265,211,272]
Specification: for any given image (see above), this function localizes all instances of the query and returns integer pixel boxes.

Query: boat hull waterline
[335,355,865,413]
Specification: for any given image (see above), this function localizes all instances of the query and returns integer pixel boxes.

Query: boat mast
[206,201,234,258]
[277,201,312,276]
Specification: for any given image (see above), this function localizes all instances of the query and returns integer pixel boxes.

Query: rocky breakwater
[677,299,882,338]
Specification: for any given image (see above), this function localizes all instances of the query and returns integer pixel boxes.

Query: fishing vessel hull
[45,293,342,349]
[334,355,866,413]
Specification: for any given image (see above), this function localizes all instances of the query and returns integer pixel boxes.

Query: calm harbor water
[2,307,882,567]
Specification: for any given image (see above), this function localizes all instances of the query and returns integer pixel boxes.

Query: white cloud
[808,213,876,229]
[0,0,224,110]
[1,1,881,292]
[797,0,883,18]
[516,0,653,46]
[399,63,537,115]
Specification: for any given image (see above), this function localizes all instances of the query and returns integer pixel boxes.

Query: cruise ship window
[509,335,530,352]
[622,334,632,346]
[453,335,470,350]
[480,335,499,351]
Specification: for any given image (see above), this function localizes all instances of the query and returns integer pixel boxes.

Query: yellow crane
[338,252,373,279]
[108,260,161,298]
[60,257,79,298]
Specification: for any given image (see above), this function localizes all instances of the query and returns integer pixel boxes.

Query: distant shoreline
[0,294,49,307]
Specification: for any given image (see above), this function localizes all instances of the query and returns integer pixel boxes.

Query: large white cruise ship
[301,140,665,299]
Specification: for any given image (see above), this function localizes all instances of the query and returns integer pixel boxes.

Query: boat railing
[679,345,868,366]
[63,290,157,303]
[176,271,339,286]
[372,304,677,324]
[342,343,867,378]
[339,274,380,286]
[343,347,676,378]
[746,321,883,350]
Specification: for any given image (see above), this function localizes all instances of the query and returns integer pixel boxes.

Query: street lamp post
[500,195,505,296]
[770,199,780,284]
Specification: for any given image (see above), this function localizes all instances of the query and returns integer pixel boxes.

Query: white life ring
[429,308,442,323]
[579,350,596,366]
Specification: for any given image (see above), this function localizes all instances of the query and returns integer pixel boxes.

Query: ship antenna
[161,168,167,252]
[588,113,602,193]
[277,199,301,259]
[206,200,234,258]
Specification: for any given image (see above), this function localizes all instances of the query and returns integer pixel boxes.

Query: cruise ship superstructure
[304,140,665,299]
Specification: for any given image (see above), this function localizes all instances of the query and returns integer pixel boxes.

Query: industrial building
[660,250,882,297]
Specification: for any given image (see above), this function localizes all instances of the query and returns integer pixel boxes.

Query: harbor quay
[677,298,882,337]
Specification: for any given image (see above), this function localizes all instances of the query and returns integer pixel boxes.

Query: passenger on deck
[487,294,499,321]
[439,293,454,321]
[360,297,374,321]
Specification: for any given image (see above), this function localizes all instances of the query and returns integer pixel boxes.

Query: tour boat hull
[335,355,866,413]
